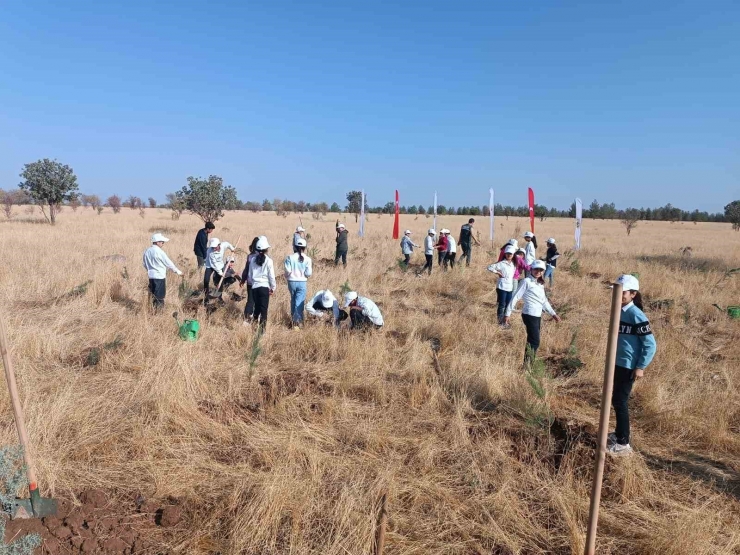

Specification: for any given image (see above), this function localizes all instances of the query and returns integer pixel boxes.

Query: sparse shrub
[107,195,122,213]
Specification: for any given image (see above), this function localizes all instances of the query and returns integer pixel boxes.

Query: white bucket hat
[151,233,169,243]
[342,291,358,308]
[616,274,640,291]
[404,230,412,235]
[295,238,307,248]
[547,237,556,244]
[256,236,270,250]
[531,260,546,271]
[337,223,346,229]
[296,226,305,232]
[428,228,436,235]
[524,231,534,238]
[321,290,336,309]
[504,245,516,254]
[208,237,221,248]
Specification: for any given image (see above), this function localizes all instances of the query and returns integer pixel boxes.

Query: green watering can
[712,305,740,320]
[173,311,200,341]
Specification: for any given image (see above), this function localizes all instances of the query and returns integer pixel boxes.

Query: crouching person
[306,290,341,327]
[343,292,384,330]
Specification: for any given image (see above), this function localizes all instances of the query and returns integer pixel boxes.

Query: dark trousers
[521,314,542,365]
[496,288,513,322]
[350,309,381,330]
[445,252,456,269]
[460,243,472,266]
[612,366,636,445]
[422,254,433,275]
[403,254,411,265]
[335,249,347,267]
[244,284,255,319]
[204,268,221,292]
[437,251,446,266]
[252,286,270,330]
[196,255,205,268]
[148,279,166,309]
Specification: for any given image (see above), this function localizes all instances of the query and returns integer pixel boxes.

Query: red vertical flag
[528,187,535,233]
[392,190,400,239]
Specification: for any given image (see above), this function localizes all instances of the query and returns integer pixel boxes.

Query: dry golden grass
[1,208,740,554]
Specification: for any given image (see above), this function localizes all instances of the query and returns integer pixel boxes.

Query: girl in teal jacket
[609,274,657,456]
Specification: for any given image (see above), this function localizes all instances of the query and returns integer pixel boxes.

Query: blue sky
[1,1,737,212]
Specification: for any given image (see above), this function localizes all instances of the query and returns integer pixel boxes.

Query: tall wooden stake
[373,492,388,555]
[584,283,623,555]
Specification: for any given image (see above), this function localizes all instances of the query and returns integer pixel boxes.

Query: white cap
[547,237,556,244]
[342,291,358,308]
[296,226,305,232]
[616,274,640,291]
[151,233,169,243]
[295,238,307,248]
[441,228,450,234]
[524,231,534,238]
[516,247,525,254]
[404,229,412,235]
[506,239,518,247]
[256,236,270,250]
[208,237,221,248]
[321,290,336,308]
[531,260,546,271]
[428,228,436,235]
[504,245,516,254]
[337,223,346,229]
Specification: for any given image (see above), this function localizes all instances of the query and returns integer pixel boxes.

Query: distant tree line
[2,161,737,228]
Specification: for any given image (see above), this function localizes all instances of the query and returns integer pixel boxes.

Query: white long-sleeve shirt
[306,290,334,317]
[446,236,457,254]
[142,245,182,279]
[505,277,556,318]
[205,242,235,273]
[357,296,384,326]
[524,242,536,266]
[424,235,435,255]
[248,256,276,290]
[284,253,313,282]
[487,260,515,291]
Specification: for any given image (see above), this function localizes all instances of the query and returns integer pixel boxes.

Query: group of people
[144,218,656,457]
[401,218,483,274]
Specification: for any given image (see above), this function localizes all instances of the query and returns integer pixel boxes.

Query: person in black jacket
[458,218,481,267]
[543,237,560,289]
[335,222,349,267]
[194,222,215,268]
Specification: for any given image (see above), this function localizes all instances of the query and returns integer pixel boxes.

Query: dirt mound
[3,489,183,554]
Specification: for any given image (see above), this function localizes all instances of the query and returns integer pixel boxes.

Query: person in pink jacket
[512,247,530,294]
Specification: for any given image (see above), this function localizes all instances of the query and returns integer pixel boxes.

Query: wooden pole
[584,282,623,555]
[373,492,388,555]
[0,313,39,500]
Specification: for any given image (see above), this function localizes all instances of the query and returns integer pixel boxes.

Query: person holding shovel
[204,237,237,295]
[608,274,657,456]
[458,218,481,267]
[335,222,349,267]
[246,236,276,330]
[504,260,561,366]
[284,238,313,329]
[343,291,384,330]
[306,289,341,327]
[400,230,419,266]
[142,233,183,309]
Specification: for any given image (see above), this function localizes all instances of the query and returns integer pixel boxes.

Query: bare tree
[621,209,641,236]
[107,195,122,214]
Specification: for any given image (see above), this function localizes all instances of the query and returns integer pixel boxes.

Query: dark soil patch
[587,272,602,280]
[3,489,184,554]
[259,370,334,406]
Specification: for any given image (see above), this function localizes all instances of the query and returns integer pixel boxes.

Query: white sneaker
[607,443,633,456]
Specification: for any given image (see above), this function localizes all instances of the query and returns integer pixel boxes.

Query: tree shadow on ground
[642,451,740,501]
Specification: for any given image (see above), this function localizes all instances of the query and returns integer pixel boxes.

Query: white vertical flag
[358,190,365,237]
[433,191,438,233]
[575,198,582,250]
[489,188,494,241]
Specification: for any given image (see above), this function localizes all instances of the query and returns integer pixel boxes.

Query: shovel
[0,313,57,519]
[208,235,242,300]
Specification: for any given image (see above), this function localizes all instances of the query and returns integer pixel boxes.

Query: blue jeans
[496,288,513,322]
[544,264,555,287]
[288,281,307,324]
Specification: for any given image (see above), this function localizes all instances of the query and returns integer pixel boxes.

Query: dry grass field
[1,208,740,554]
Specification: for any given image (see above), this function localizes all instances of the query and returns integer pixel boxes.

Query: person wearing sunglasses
[504,260,561,366]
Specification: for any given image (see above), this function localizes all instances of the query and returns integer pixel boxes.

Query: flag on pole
[358,190,365,237]
[433,191,438,233]
[392,190,400,239]
[575,198,582,250]
[528,188,535,233]
[489,188,494,241]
